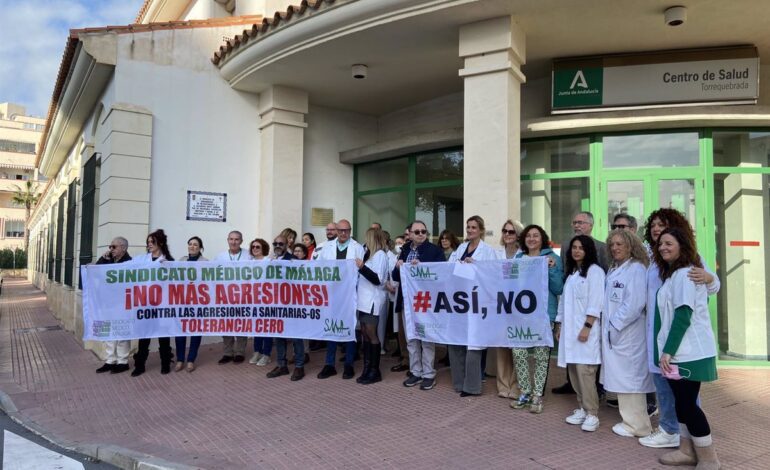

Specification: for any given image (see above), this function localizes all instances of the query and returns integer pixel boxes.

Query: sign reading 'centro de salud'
[552,46,759,113]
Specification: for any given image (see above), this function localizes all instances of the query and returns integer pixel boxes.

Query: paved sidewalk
[0,279,768,469]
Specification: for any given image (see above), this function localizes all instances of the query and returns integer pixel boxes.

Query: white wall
[378,93,462,142]
[302,105,377,241]
[182,0,229,20]
[112,27,261,257]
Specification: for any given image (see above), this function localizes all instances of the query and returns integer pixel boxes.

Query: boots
[159,338,173,374]
[356,340,371,383]
[693,442,720,470]
[659,437,697,466]
[360,343,382,385]
[132,342,149,377]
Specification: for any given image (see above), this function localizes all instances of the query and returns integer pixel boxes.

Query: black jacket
[392,241,445,312]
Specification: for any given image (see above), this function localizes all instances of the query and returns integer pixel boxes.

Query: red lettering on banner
[215,284,227,303]
[254,319,284,333]
[169,284,184,304]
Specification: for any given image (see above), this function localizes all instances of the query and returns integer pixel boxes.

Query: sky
[0,0,145,118]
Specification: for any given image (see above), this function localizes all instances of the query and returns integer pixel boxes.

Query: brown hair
[606,229,648,267]
[654,227,702,280]
[466,215,485,240]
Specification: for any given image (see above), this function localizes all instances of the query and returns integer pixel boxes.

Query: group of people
[91,208,721,469]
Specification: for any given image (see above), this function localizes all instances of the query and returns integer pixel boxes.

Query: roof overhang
[37,34,117,178]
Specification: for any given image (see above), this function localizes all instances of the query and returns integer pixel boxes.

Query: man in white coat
[213,230,253,364]
[315,219,364,379]
[311,223,338,260]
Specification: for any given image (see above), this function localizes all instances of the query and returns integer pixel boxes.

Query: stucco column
[459,17,525,237]
[258,86,308,238]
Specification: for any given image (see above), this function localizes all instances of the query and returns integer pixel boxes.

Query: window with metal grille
[0,139,35,154]
[78,157,96,289]
[64,180,77,286]
[54,192,65,283]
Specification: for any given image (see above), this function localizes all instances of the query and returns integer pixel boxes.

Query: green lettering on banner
[552,67,603,109]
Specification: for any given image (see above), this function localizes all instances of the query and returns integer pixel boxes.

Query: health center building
[27,0,770,365]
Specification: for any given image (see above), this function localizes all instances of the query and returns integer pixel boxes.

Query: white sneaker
[638,427,680,448]
[256,355,272,367]
[249,352,262,364]
[612,422,636,438]
[581,415,600,432]
[565,408,587,425]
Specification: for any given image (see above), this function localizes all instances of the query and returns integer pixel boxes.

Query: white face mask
[395,245,402,255]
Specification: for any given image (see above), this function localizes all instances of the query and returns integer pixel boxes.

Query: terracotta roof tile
[135,0,152,24]
[35,15,263,169]
[212,0,339,67]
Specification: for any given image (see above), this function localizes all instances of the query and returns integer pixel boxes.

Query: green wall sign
[552,68,603,109]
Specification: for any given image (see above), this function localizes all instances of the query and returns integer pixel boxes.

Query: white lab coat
[356,249,389,315]
[556,264,605,367]
[600,259,654,394]
[314,238,365,261]
[130,253,166,264]
[448,239,497,350]
[213,249,254,262]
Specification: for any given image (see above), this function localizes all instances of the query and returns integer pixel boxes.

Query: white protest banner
[402,257,552,348]
[81,260,358,342]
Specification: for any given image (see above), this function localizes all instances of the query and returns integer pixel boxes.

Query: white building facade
[28,0,770,364]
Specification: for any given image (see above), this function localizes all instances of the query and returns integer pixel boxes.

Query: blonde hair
[364,228,387,253]
[606,229,649,267]
[466,215,486,240]
[499,219,525,247]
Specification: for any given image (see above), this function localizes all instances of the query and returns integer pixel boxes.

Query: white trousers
[104,340,131,364]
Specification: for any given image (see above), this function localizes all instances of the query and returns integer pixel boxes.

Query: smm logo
[409,266,438,280]
[570,70,589,90]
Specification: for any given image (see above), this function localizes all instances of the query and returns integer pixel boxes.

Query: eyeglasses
[109,245,118,249]
[337,228,351,233]
[272,242,285,247]
[571,220,589,226]
[611,224,629,230]
[502,229,517,235]
[412,229,427,235]
[251,245,261,250]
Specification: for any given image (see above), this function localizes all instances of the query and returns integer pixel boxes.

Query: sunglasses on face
[412,230,427,235]
[273,242,285,247]
[502,229,517,235]
[109,245,118,249]
[251,245,261,250]
[611,224,629,230]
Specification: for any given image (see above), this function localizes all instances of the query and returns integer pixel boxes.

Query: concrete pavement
[0,278,768,469]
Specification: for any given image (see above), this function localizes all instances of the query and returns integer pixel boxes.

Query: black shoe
[233,355,245,364]
[342,364,355,379]
[317,365,337,379]
[419,377,436,390]
[131,366,145,377]
[291,367,305,381]
[266,366,290,378]
[218,355,233,364]
[360,369,382,385]
[551,382,575,395]
[460,391,481,397]
[161,363,171,374]
[607,399,619,408]
[96,363,114,374]
[110,364,130,374]
[390,363,409,372]
[437,356,450,368]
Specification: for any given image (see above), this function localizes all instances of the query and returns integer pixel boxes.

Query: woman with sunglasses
[131,229,174,377]
[494,219,525,400]
[248,239,273,367]
[447,215,498,397]
[175,236,206,372]
[511,224,564,413]
[654,227,719,468]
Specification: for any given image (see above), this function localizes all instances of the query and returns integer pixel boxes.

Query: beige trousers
[495,347,517,397]
[618,392,652,436]
[568,363,600,415]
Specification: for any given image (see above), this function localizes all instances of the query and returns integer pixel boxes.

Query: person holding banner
[355,228,390,385]
[174,236,207,373]
[247,238,274,367]
[511,225,564,413]
[315,219,364,380]
[131,229,175,377]
[602,229,654,438]
[555,235,605,432]
[494,219,525,399]
[94,236,133,375]
[214,231,254,365]
[394,220,445,390]
[446,215,498,397]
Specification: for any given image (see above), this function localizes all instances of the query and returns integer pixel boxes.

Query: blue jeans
[653,372,679,434]
[174,336,202,362]
[275,338,304,367]
[325,341,355,366]
[253,336,273,355]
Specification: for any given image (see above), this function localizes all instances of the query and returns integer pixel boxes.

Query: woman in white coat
[355,228,390,385]
[447,215,498,397]
[130,229,174,377]
[555,235,605,432]
[602,229,654,438]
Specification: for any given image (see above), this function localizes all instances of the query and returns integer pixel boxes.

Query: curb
[0,389,200,470]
